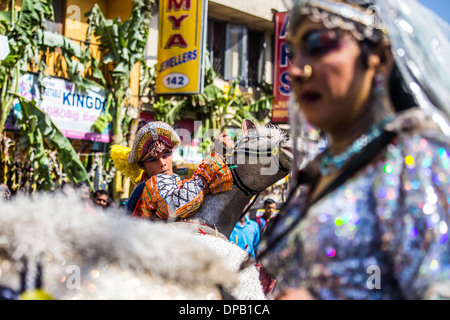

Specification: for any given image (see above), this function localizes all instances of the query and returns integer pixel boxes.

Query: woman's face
[142,148,173,177]
[288,20,377,132]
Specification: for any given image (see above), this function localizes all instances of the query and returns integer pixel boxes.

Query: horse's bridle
[227,136,290,196]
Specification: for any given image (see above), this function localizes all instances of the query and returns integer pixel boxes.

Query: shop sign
[13,73,110,142]
[272,12,291,124]
[156,0,208,94]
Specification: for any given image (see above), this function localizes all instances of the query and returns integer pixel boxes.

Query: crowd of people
[228,199,278,258]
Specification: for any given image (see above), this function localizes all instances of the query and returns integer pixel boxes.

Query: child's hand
[214,132,234,152]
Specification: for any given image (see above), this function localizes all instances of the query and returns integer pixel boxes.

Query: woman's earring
[373,74,386,97]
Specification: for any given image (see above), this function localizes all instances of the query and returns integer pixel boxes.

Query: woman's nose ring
[303,65,312,79]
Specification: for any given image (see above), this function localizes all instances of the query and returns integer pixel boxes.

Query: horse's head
[227,120,293,195]
[182,120,295,238]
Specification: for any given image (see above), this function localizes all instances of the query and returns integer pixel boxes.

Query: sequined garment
[260,114,450,299]
[133,152,233,220]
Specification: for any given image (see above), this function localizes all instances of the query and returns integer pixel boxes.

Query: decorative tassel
[110,145,144,183]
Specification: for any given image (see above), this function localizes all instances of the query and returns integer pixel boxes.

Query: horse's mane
[235,123,287,146]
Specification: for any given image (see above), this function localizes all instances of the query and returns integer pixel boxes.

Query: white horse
[0,120,293,300]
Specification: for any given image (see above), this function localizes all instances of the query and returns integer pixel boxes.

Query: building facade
[14,0,294,126]
[5,0,293,196]
[144,0,292,93]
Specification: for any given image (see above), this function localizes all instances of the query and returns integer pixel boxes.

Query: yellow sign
[156,0,207,94]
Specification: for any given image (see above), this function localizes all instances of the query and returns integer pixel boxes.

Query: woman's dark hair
[359,39,417,112]
[388,64,417,112]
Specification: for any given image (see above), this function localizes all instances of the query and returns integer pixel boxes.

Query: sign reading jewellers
[156,0,208,94]
[15,73,109,142]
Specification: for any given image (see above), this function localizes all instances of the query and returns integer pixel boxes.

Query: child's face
[142,148,173,177]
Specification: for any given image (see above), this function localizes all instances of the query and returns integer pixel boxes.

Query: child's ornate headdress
[111,121,181,183]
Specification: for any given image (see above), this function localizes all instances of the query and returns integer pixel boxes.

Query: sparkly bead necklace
[318,115,394,176]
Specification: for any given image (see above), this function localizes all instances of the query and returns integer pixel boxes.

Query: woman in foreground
[259,0,450,300]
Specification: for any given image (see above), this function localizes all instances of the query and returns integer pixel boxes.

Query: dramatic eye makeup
[302,29,342,56]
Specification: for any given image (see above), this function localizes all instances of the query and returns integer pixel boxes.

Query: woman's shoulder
[386,108,447,146]
[376,108,450,178]
[364,108,450,181]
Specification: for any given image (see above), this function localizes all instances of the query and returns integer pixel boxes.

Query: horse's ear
[242,119,257,136]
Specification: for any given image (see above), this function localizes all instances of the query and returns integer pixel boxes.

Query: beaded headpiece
[290,0,387,42]
[128,121,181,164]
[111,121,181,183]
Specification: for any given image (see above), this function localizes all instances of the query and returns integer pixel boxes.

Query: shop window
[224,23,248,85]
[207,19,266,87]
[248,30,265,87]
[207,19,226,77]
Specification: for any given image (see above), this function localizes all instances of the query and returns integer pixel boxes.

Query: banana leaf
[83,0,154,145]
[16,95,91,188]
[19,113,54,190]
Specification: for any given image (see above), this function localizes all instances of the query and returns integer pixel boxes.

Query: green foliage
[85,0,155,143]
[0,0,94,191]
[16,96,92,190]
[0,0,157,193]
[91,92,113,133]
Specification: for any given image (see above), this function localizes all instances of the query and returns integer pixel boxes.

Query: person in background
[229,213,261,259]
[92,189,109,209]
[256,199,277,234]
[254,198,278,295]
[73,182,97,215]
